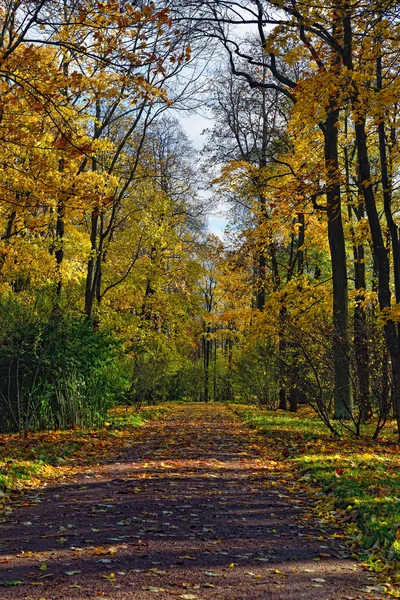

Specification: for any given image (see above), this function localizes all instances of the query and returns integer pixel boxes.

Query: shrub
[0,300,122,432]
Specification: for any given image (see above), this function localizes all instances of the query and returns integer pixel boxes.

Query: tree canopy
[0,0,399,443]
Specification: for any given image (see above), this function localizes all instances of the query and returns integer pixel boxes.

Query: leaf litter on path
[0,403,384,599]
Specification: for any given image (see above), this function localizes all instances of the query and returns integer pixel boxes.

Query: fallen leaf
[97,559,112,564]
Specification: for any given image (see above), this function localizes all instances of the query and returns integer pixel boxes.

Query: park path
[0,404,378,599]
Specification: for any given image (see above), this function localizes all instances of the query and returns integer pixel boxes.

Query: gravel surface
[0,404,381,599]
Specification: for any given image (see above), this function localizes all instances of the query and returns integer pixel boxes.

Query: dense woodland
[0,0,399,439]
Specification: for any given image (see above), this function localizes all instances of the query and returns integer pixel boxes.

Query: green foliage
[0,299,122,432]
[168,360,204,402]
[127,336,188,407]
[232,341,280,407]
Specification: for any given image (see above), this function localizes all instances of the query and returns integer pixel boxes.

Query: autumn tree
[0,0,208,429]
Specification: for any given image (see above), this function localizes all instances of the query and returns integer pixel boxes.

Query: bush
[0,300,122,432]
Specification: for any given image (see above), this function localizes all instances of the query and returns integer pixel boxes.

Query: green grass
[108,404,168,428]
[231,404,400,576]
[235,405,328,439]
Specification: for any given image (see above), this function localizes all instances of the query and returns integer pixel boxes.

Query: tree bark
[344,133,370,420]
[297,213,305,275]
[324,107,352,419]
[354,117,400,432]
[84,208,99,321]
[55,158,65,298]
[203,328,211,403]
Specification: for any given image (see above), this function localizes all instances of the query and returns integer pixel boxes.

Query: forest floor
[0,403,391,600]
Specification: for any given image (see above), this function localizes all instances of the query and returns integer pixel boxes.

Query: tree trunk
[0,210,16,270]
[257,250,266,311]
[344,134,370,421]
[84,209,99,321]
[213,337,217,401]
[340,2,400,434]
[203,328,211,403]
[297,213,305,275]
[324,108,352,419]
[289,389,298,412]
[353,117,400,433]
[55,196,65,297]
[278,387,287,410]
[84,98,102,323]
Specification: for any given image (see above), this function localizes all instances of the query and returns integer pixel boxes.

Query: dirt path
[0,404,378,599]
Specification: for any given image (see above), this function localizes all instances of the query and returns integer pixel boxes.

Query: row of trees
[0,0,214,432]
[172,0,400,438]
[1,0,400,440]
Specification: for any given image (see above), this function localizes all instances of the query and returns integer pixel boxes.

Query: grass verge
[230,404,400,591]
[0,404,167,498]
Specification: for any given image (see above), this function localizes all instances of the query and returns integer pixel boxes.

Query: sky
[171,4,265,240]
[179,112,228,239]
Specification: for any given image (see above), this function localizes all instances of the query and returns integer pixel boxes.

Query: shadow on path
[0,404,377,599]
